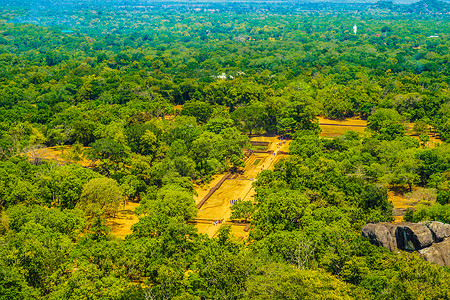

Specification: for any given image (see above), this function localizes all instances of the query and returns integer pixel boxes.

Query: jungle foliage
[0,1,449,299]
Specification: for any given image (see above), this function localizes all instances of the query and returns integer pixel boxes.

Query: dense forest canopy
[0,1,449,299]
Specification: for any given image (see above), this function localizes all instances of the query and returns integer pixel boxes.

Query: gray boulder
[362,222,435,252]
[419,238,450,267]
[422,221,450,242]
[363,222,450,266]
[362,223,399,251]
[395,222,433,251]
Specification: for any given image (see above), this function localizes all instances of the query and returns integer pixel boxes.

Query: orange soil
[26,145,94,167]
[104,138,290,240]
[317,116,368,127]
[405,124,443,147]
[389,187,422,223]
[318,116,368,138]
[106,202,140,238]
[317,117,439,222]
[31,116,441,237]
[318,116,442,146]
[194,174,228,204]
[194,136,291,239]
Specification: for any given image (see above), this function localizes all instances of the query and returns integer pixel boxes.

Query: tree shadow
[389,185,409,197]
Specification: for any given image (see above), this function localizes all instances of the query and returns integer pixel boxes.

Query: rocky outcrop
[395,223,433,251]
[362,222,399,251]
[419,238,450,267]
[424,221,450,242]
[362,221,450,266]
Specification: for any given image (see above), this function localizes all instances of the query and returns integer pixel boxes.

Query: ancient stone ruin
[362,221,450,266]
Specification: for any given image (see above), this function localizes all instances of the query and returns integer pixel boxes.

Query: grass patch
[250,145,268,151]
[253,159,261,166]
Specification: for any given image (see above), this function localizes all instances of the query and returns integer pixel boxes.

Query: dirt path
[106,117,441,238]
[105,137,290,240]
[390,189,414,223]
[194,136,291,239]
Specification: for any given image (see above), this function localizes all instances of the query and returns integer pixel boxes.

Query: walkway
[193,136,291,239]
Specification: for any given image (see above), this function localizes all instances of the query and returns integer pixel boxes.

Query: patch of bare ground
[193,136,291,239]
[405,125,443,147]
[317,118,442,223]
[194,174,228,206]
[318,116,443,146]
[388,185,437,222]
[26,145,95,167]
[318,116,368,138]
[106,202,140,238]
[32,117,443,238]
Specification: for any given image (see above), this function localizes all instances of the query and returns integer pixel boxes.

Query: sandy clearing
[105,118,441,238]
[106,202,140,238]
[318,116,368,138]
[26,145,94,167]
[194,136,291,239]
